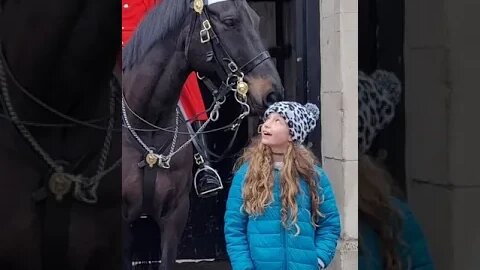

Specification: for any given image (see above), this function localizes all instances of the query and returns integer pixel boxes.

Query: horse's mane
[122,0,189,70]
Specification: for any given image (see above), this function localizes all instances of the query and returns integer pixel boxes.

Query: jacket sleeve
[224,165,254,270]
[315,167,342,267]
[393,198,435,270]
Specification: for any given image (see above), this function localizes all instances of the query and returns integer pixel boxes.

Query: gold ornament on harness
[145,153,158,168]
[193,0,204,14]
[49,172,73,201]
[237,80,249,96]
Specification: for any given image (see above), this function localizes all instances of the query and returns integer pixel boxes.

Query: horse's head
[186,0,284,113]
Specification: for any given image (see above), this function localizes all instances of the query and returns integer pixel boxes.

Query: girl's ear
[288,136,293,142]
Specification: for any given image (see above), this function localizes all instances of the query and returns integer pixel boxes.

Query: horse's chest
[0,128,120,268]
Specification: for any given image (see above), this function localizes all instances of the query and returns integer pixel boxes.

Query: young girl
[224,101,341,270]
[358,70,434,270]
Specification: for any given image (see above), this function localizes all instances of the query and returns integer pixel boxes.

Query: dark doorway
[359,0,406,194]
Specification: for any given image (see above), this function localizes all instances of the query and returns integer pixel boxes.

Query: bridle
[122,0,272,168]
[189,0,271,104]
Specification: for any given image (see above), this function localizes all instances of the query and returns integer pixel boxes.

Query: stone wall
[320,0,358,268]
[405,1,480,269]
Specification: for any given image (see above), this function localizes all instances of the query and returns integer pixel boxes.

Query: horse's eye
[223,19,236,27]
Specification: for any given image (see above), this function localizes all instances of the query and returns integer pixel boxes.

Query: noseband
[189,0,271,103]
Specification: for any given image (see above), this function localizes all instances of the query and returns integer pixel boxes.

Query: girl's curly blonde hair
[359,154,405,270]
[234,136,323,234]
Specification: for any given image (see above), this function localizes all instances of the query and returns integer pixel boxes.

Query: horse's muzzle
[263,90,284,107]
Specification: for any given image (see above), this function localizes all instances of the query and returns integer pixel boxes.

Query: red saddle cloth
[122,0,208,122]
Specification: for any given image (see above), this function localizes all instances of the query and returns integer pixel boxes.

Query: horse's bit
[122,0,272,169]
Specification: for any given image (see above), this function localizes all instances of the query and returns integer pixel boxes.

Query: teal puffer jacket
[224,163,341,270]
[359,197,435,270]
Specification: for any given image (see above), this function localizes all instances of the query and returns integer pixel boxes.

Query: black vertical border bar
[304,0,322,157]
[374,0,406,194]
[294,0,305,103]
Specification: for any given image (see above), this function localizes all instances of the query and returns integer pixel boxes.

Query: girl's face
[261,113,292,148]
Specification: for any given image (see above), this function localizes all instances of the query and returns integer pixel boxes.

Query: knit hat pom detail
[305,103,320,121]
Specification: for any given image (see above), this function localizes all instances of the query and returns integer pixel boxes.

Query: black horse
[0,1,121,269]
[122,0,283,269]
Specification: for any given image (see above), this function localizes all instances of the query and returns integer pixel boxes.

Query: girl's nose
[265,117,275,125]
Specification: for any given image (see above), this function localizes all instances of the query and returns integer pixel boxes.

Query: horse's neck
[124,37,190,127]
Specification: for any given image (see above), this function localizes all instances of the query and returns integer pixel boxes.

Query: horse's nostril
[264,91,284,107]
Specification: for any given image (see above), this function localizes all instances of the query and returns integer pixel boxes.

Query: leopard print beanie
[263,101,320,144]
[359,70,401,154]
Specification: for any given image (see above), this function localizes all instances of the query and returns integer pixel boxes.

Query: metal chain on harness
[121,99,180,169]
[122,96,224,169]
[122,0,259,169]
[74,78,121,204]
[0,54,121,204]
[121,87,232,134]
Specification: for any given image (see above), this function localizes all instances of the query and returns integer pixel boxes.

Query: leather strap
[240,51,271,74]
[142,163,157,216]
[40,161,74,270]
